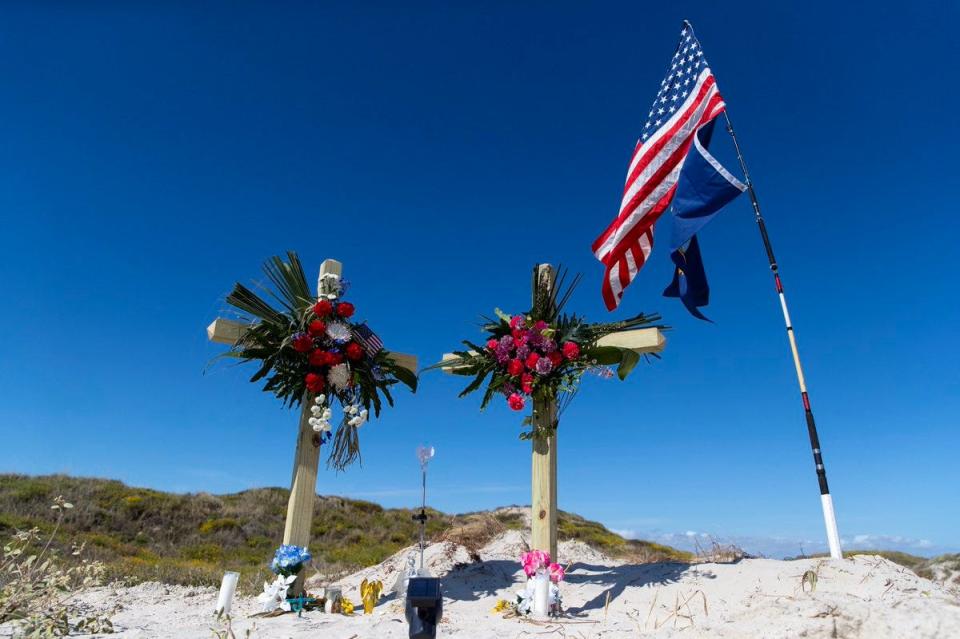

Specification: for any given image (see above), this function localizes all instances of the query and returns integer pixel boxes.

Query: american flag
[592,22,728,310]
[352,323,384,356]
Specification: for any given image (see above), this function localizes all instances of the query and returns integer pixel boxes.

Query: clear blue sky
[1,2,957,558]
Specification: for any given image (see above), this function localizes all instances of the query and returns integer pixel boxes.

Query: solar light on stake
[414,445,435,572]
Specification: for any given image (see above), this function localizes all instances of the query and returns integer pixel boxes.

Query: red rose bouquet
[218,252,417,469]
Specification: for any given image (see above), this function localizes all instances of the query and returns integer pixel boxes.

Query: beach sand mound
[63,531,960,638]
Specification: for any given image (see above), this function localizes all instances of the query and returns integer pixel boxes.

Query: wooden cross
[207,258,417,593]
[441,264,665,559]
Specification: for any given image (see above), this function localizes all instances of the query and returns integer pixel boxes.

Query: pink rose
[510,315,526,330]
[562,341,580,360]
[520,550,551,577]
[549,562,565,583]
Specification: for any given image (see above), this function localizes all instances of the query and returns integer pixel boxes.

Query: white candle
[215,571,240,615]
[532,569,550,618]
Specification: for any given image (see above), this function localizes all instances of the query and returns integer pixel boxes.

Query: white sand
[56,531,960,638]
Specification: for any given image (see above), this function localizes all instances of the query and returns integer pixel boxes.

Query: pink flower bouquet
[520,550,565,583]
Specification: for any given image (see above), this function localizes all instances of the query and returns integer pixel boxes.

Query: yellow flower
[493,599,513,614]
[340,597,355,615]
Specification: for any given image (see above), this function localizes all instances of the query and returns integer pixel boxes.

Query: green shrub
[0,474,693,594]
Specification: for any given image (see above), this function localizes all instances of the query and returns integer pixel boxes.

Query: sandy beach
[60,530,960,639]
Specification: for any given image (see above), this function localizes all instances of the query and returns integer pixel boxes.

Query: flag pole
[721,111,843,560]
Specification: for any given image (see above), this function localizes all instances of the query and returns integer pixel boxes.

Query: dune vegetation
[0,474,691,594]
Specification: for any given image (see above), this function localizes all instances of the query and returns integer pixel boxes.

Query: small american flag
[352,323,384,356]
[593,22,727,310]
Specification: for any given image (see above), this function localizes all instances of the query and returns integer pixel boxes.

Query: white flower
[325,321,352,344]
[516,583,534,615]
[310,405,323,416]
[257,575,296,613]
[347,405,358,416]
[348,408,369,429]
[327,363,351,390]
[308,417,319,428]
[314,394,326,406]
[322,408,333,420]
[550,583,561,606]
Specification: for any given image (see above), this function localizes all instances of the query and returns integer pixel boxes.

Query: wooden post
[282,258,341,595]
[530,264,559,559]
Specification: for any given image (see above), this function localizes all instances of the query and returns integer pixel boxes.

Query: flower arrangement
[219,252,417,469]
[520,550,565,582]
[435,268,661,439]
[257,574,298,613]
[270,544,312,577]
[493,550,566,617]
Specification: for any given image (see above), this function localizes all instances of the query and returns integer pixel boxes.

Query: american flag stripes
[593,23,728,310]
[352,323,384,356]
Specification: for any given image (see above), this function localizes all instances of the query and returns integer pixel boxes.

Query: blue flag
[663,235,711,321]
[663,119,746,319]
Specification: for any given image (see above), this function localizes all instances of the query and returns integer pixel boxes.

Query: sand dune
[65,530,960,638]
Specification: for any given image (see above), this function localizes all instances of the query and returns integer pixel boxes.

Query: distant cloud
[616,528,952,559]
[846,534,934,550]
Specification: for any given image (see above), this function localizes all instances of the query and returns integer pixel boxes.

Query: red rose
[548,351,563,367]
[313,300,333,317]
[521,373,534,394]
[292,334,314,353]
[328,351,344,365]
[345,342,364,361]
[507,393,525,411]
[336,302,355,318]
[511,328,523,340]
[507,358,524,376]
[562,341,580,360]
[305,373,325,393]
[486,339,498,350]
[308,319,326,336]
[525,353,540,370]
[309,349,328,366]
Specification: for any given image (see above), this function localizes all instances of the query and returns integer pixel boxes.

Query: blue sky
[1,2,957,559]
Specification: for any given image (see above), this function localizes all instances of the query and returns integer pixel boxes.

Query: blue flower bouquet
[270,544,312,577]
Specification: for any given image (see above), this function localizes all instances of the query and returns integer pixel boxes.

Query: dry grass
[692,537,748,564]
[438,514,506,561]
[0,474,691,594]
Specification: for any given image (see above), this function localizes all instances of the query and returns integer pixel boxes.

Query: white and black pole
[722,111,843,560]
[414,446,435,572]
